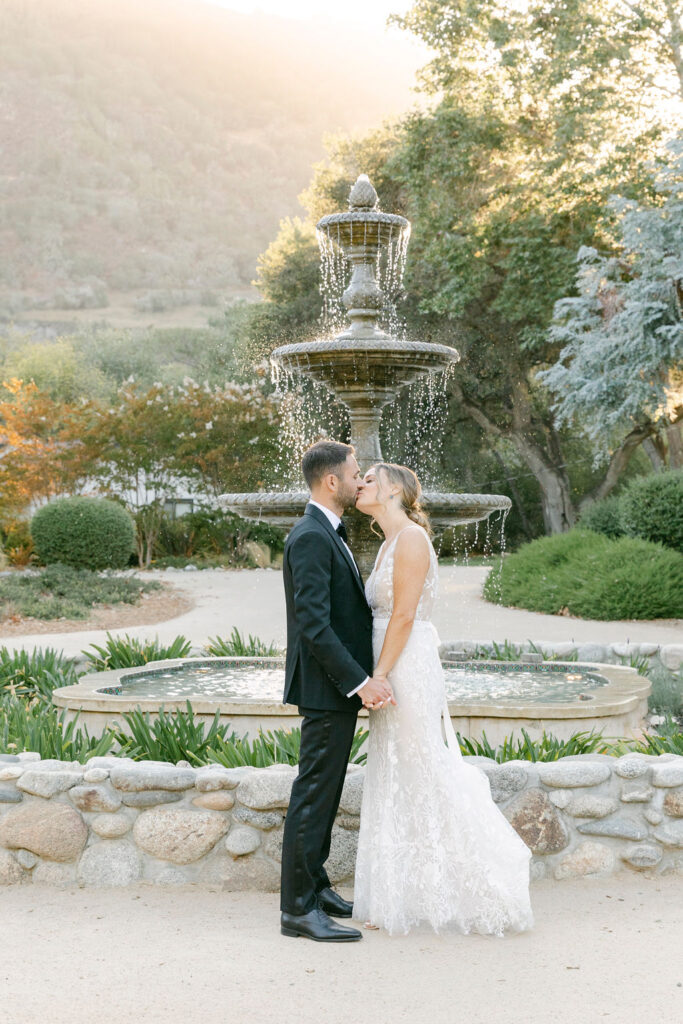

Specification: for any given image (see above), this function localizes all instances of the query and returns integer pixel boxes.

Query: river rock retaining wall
[440,639,683,670]
[1,752,682,888]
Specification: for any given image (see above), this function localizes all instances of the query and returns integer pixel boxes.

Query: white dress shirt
[308,500,369,698]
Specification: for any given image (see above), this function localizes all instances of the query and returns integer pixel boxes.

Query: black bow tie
[336,521,348,544]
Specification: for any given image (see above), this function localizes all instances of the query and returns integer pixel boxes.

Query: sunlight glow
[204,0,415,29]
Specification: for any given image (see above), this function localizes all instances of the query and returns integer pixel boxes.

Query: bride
[353,462,533,937]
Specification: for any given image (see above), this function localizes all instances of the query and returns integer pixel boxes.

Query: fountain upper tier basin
[221,490,511,530]
[317,209,409,250]
[271,338,459,404]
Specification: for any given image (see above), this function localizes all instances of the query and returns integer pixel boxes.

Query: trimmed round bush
[483,528,683,620]
[579,495,624,539]
[620,470,683,552]
[31,497,135,570]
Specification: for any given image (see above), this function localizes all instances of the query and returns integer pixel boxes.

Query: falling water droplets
[318,226,347,337]
[269,373,350,486]
[380,372,450,487]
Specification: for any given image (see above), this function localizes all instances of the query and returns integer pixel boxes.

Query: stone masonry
[1,751,682,888]
[440,639,683,671]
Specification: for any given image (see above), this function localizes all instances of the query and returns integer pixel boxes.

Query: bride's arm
[373,530,430,682]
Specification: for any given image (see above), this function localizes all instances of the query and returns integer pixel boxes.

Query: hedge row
[484,529,683,620]
[580,470,683,552]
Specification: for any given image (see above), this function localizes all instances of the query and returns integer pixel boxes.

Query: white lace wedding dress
[353,525,534,936]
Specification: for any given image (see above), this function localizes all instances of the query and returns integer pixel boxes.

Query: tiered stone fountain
[222,174,511,574]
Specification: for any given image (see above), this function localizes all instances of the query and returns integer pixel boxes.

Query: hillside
[0,0,420,323]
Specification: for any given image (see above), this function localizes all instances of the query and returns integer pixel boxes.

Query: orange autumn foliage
[0,378,94,521]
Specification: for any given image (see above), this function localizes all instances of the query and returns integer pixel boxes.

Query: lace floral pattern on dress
[353,525,534,936]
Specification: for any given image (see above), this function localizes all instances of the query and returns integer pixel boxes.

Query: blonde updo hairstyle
[370,462,432,537]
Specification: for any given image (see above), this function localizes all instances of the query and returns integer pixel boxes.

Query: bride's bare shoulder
[394,525,431,565]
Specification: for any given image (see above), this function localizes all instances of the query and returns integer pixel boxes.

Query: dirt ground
[0,873,681,1024]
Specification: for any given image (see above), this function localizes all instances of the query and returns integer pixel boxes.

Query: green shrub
[113,703,236,763]
[153,506,284,563]
[83,632,192,670]
[0,564,160,621]
[110,703,368,766]
[620,470,683,552]
[0,697,116,762]
[470,640,526,661]
[206,724,369,768]
[454,639,578,662]
[614,718,683,756]
[647,664,683,717]
[205,628,281,657]
[31,497,135,569]
[580,495,624,539]
[483,528,683,620]
[0,646,78,702]
[457,728,612,762]
[1,520,34,566]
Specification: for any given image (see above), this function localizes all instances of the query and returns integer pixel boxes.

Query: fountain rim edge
[219,491,513,508]
[317,210,409,229]
[271,339,460,358]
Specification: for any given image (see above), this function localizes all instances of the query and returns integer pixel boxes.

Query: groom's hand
[358,676,396,709]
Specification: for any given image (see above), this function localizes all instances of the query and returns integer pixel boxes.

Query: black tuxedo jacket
[282,503,373,712]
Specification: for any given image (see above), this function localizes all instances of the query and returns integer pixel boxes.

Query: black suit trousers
[280,706,359,915]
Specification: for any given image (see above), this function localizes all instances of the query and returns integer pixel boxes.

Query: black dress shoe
[281,906,362,942]
[317,886,353,918]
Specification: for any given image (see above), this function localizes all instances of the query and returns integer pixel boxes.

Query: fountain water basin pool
[95,660,607,704]
[52,656,651,745]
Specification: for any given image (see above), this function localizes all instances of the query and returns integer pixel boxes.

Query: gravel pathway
[1,565,680,657]
[0,874,681,1024]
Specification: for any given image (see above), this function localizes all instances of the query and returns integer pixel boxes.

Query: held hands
[359,674,396,711]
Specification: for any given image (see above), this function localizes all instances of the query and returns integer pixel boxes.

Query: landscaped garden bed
[1,636,681,765]
[0,565,191,635]
[0,635,681,889]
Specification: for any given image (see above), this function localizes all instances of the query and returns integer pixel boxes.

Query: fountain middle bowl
[271,337,459,399]
[52,656,651,745]
[220,491,512,531]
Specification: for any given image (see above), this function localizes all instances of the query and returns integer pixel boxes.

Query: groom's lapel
[304,504,365,594]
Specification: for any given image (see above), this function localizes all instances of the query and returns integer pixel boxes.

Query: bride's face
[352,466,378,512]
[356,466,391,513]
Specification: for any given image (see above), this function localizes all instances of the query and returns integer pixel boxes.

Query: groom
[279,439,394,942]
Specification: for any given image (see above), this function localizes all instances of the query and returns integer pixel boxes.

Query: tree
[540,140,683,482]
[395,1,683,137]
[240,2,682,533]
[238,218,323,367]
[387,0,683,530]
[1,339,110,402]
[0,379,92,522]
[86,377,280,566]
[390,98,656,532]
[170,375,281,498]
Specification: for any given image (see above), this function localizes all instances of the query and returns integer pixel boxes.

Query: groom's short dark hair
[302,440,355,489]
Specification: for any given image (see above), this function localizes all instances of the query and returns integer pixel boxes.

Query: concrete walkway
[1,566,681,657]
[0,874,681,1024]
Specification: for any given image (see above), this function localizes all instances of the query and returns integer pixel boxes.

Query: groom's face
[334,454,362,510]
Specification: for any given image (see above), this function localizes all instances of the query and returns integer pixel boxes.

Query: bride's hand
[365,673,396,709]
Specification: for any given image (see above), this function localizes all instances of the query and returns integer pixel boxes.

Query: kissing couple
[279,439,533,940]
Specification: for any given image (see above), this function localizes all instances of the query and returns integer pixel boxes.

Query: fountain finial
[349,174,379,211]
